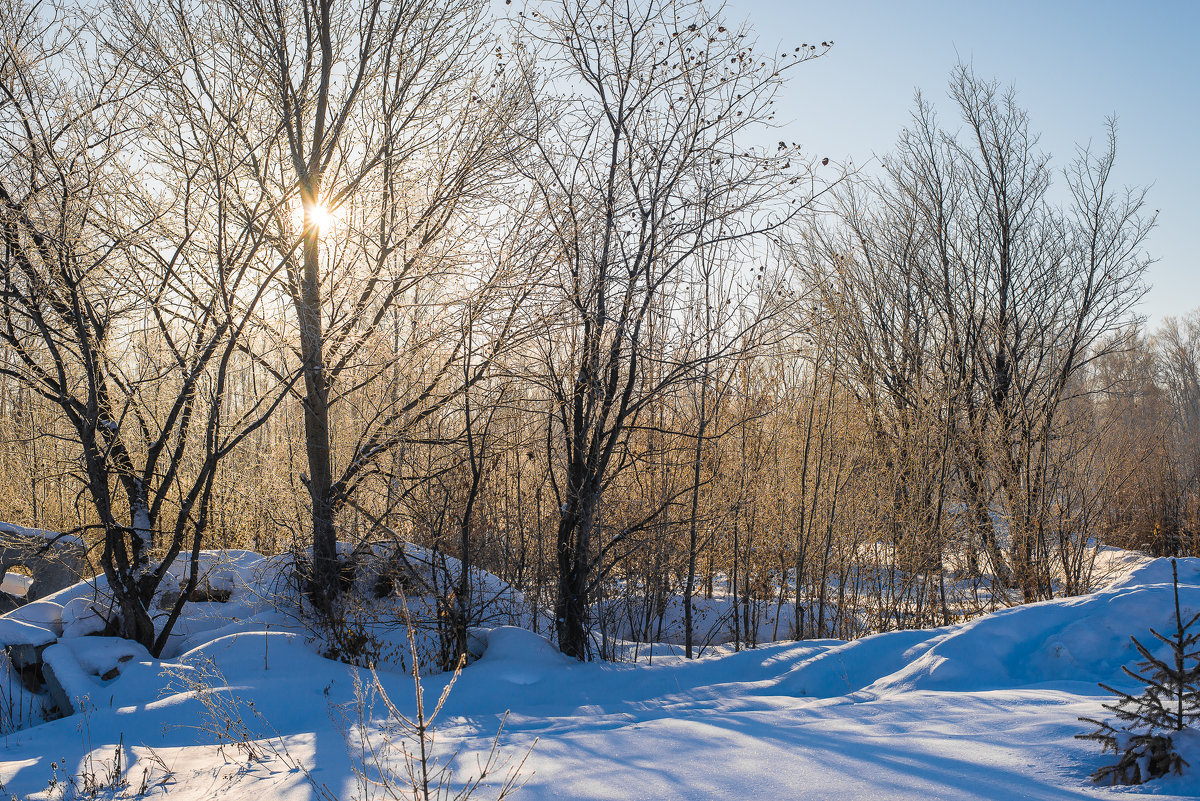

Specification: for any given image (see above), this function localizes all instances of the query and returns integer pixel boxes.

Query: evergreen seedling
[1078,559,1200,784]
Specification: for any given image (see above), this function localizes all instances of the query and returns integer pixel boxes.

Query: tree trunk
[683,413,707,659]
[298,211,339,614]
[555,492,595,659]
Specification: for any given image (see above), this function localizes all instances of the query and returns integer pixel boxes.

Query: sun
[295,199,338,234]
[307,202,336,232]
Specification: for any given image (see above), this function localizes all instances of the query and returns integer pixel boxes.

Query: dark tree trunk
[555,484,598,659]
[298,211,339,615]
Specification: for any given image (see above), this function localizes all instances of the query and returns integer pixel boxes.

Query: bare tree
[517,0,828,658]
[804,65,1153,604]
[122,0,536,617]
[0,0,289,652]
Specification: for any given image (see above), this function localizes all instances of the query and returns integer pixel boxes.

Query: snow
[59,597,111,638]
[0,521,84,547]
[471,626,574,685]
[3,600,63,633]
[41,637,153,713]
[0,549,1197,800]
[0,520,83,551]
[0,571,32,597]
[130,495,152,562]
[0,617,56,648]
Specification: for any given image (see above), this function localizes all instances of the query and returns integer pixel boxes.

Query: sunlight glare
[295,199,338,235]
[308,202,335,232]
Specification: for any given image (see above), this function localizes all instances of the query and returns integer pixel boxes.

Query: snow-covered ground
[1,550,1198,800]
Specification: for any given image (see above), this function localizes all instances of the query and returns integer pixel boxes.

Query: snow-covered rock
[60,596,112,638]
[5,599,64,634]
[42,636,151,714]
[0,616,57,648]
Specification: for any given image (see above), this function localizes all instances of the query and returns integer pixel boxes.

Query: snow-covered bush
[1079,559,1200,784]
[287,540,530,673]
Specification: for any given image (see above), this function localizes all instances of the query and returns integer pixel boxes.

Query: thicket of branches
[0,0,1175,662]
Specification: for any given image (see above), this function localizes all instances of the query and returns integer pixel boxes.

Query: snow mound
[60,596,113,638]
[772,557,1200,700]
[0,616,57,647]
[1107,554,1200,591]
[5,599,64,633]
[473,626,572,685]
[41,636,152,713]
[774,628,938,697]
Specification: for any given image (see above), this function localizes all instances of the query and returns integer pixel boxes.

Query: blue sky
[733,0,1198,325]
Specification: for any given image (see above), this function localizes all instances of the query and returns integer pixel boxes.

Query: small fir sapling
[1078,559,1200,784]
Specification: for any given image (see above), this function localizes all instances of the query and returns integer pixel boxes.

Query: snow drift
[0,552,1197,800]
